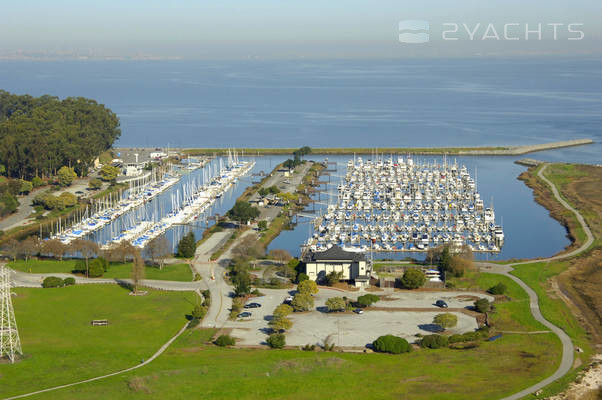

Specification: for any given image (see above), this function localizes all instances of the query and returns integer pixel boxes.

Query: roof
[305,245,366,262]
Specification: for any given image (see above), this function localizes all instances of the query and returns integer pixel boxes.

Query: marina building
[303,245,371,287]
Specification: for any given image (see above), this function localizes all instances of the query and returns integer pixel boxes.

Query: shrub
[296,272,309,283]
[63,277,76,286]
[488,282,507,295]
[356,293,379,308]
[31,176,45,188]
[301,344,316,351]
[401,268,426,289]
[267,333,286,349]
[215,334,236,347]
[476,326,490,338]
[42,276,64,288]
[421,334,449,349]
[474,298,491,313]
[257,220,267,231]
[325,297,346,312]
[433,313,458,330]
[372,335,411,354]
[191,305,208,320]
[291,293,314,312]
[448,334,464,344]
[461,332,480,342]
[297,279,318,295]
[88,259,105,278]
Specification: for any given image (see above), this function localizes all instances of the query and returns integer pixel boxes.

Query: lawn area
[8,259,193,282]
[32,328,561,400]
[0,285,196,398]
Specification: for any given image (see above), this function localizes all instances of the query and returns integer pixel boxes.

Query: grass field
[0,285,196,398]
[8,269,563,400]
[30,328,560,400]
[8,259,193,281]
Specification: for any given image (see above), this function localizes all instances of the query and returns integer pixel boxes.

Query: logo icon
[399,20,430,43]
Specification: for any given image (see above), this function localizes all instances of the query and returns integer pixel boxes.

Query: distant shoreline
[172,139,593,156]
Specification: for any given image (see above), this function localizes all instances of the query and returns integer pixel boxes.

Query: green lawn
[8,259,193,282]
[31,328,561,400]
[0,285,195,398]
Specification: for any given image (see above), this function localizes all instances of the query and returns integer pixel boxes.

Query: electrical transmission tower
[1,265,22,363]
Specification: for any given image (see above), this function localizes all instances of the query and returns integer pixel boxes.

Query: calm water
[0,58,598,259]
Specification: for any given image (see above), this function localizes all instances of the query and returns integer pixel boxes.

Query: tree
[2,238,19,261]
[325,297,346,312]
[273,304,293,319]
[488,282,507,295]
[433,313,458,330]
[291,293,314,312]
[41,239,67,260]
[269,315,292,331]
[268,249,291,265]
[297,279,318,295]
[227,200,260,224]
[57,166,77,187]
[324,270,344,286]
[88,178,103,190]
[257,220,267,231]
[99,165,120,182]
[131,251,145,293]
[31,176,44,188]
[296,272,309,283]
[177,232,196,258]
[88,258,105,278]
[191,305,207,320]
[439,245,452,271]
[232,268,252,297]
[266,333,286,349]
[474,298,491,313]
[401,268,426,289]
[19,180,33,194]
[18,236,40,261]
[356,293,380,308]
[63,277,76,286]
[70,239,99,277]
[147,235,170,269]
[372,335,411,354]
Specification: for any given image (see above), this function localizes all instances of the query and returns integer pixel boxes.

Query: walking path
[477,163,594,400]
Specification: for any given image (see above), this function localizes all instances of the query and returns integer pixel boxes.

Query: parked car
[75,191,84,195]
[244,302,261,309]
[237,312,252,318]
[284,296,293,304]
[353,308,364,314]
[435,300,448,308]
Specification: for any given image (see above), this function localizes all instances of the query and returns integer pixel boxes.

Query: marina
[302,155,505,254]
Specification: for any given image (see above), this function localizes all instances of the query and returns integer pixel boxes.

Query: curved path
[479,164,594,400]
[4,322,189,400]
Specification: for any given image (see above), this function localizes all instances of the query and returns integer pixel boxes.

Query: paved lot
[225,288,485,347]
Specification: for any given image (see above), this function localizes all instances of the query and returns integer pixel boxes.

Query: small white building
[303,245,370,287]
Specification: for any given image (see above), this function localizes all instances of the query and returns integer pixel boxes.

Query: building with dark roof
[303,245,371,287]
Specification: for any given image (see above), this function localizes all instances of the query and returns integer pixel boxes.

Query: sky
[1,0,601,59]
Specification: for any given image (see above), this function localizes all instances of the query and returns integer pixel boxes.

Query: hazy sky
[2,0,601,59]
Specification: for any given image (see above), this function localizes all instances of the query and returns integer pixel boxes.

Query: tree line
[0,90,121,179]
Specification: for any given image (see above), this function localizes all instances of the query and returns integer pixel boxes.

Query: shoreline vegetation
[180,139,593,156]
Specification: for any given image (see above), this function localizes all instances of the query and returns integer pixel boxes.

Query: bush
[461,331,480,342]
[476,326,490,338]
[401,268,426,289]
[448,334,464,344]
[215,334,236,347]
[267,333,286,349]
[63,277,76,286]
[42,276,64,288]
[474,298,491,313]
[301,344,315,351]
[31,176,45,188]
[191,305,208,320]
[433,313,458,330]
[356,293,379,308]
[257,220,268,231]
[291,293,314,312]
[325,297,346,312]
[296,272,309,283]
[488,282,507,295]
[88,259,105,278]
[297,279,318,295]
[372,335,411,354]
[421,334,449,349]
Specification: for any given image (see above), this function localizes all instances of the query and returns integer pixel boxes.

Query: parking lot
[224,288,490,347]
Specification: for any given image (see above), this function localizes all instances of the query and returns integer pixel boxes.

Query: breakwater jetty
[182,139,593,156]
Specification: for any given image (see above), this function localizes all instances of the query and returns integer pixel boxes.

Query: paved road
[0,189,40,231]
[478,163,595,400]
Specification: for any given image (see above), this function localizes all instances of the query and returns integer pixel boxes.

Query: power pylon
[0,265,22,363]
